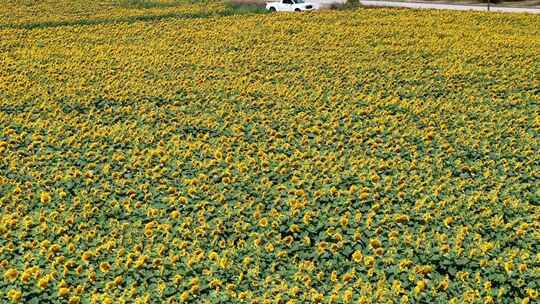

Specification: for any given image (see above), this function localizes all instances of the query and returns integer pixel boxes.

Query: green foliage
[224,2,269,14]
[116,0,186,9]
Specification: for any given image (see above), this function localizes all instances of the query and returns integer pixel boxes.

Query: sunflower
[59,287,70,297]
[7,289,22,302]
[40,192,52,204]
[4,268,19,282]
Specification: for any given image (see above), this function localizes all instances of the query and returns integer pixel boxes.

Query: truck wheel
[294,8,301,11]
[269,7,276,12]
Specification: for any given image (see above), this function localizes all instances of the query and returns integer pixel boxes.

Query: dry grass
[228,0,266,7]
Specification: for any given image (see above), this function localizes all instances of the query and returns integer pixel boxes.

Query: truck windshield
[294,0,305,3]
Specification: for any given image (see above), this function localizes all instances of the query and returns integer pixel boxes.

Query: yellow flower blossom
[40,192,52,204]
[7,289,22,302]
[352,251,363,263]
[99,262,111,273]
[4,268,19,282]
[59,287,70,297]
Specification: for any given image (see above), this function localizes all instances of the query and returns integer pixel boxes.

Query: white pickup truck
[266,0,317,12]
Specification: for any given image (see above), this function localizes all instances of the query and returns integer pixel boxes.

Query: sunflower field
[1,2,539,303]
